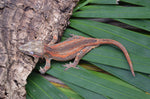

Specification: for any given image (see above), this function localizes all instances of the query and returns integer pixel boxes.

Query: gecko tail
[98,39,135,77]
[131,65,135,77]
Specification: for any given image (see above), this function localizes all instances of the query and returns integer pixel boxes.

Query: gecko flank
[19,35,135,76]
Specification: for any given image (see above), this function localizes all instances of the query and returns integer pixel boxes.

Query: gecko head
[19,40,44,57]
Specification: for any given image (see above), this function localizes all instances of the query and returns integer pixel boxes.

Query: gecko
[19,34,135,76]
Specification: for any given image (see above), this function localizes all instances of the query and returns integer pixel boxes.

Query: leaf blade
[26,72,69,99]
[120,0,150,7]
[64,81,108,99]
[115,19,150,32]
[46,62,150,99]
[73,5,150,18]
[89,0,117,4]
[91,62,150,93]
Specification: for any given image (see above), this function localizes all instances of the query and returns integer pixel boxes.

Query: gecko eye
[29,52,34,55]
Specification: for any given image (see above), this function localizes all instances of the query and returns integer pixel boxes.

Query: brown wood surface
[0,0,79,98]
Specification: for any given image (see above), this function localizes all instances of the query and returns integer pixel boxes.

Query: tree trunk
[0,0,79,99]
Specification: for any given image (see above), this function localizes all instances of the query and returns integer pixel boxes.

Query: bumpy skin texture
[19,35,135,76]
[0,0,79,98]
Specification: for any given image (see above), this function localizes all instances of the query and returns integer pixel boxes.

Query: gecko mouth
[18,46,43,57]
[18,46,31,55]
[18,49,31,55]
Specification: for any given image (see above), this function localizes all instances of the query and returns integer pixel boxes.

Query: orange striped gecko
[19,34,135,76]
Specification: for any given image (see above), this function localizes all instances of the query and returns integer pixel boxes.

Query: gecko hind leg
[39,55,52,74]
[64,46,97,70]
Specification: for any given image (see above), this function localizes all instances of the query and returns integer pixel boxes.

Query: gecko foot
[39,67,46,74]
[63,62,79,70]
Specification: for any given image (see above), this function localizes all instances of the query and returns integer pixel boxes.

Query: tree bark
[0,0,79,99]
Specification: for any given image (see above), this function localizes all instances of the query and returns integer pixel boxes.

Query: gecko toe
[63,62,79,70]
[39,67,46,74]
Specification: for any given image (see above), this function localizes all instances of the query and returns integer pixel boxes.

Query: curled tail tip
[132,71,135,77]
[129,64,135,77]
[131,67,135,77]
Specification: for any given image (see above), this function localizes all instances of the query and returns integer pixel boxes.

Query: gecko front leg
[39,55,52,74]
[64,46,97,70]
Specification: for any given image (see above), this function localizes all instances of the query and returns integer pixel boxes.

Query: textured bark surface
[0,0,79,99]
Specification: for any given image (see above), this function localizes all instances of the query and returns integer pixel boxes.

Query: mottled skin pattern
[19,35,135,76]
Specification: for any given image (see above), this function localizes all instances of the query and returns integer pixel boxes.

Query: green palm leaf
[73,5,150,18]
[26,0,150,99]
[115,19,150,32]
[120,0,150,6]
[27,62,150,99]
[26,73,69,99]
[92,62,150,93]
